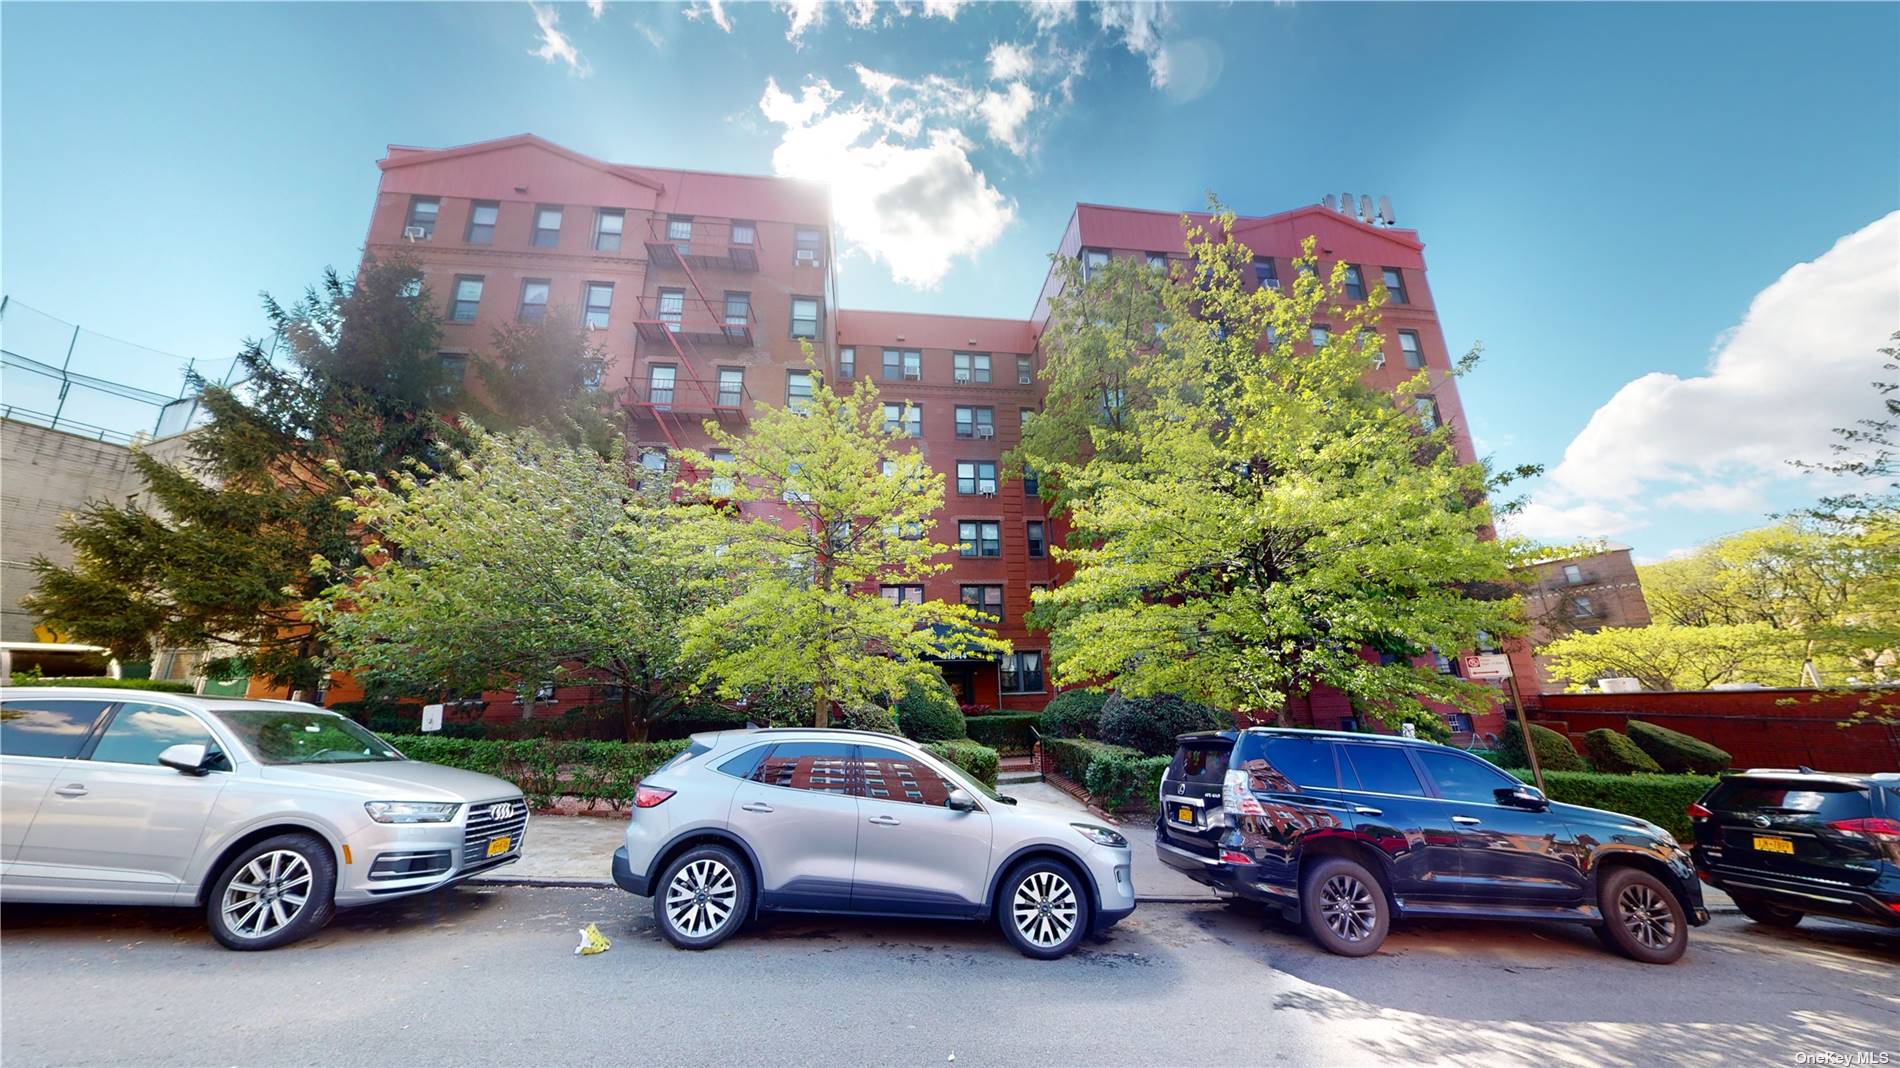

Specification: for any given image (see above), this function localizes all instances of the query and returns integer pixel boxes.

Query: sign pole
[1506,673,1545,794]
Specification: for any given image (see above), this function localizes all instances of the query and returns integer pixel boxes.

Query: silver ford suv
[0,688,526,950]
[611,727,1137,958]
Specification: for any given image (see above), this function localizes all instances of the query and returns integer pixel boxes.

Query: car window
[0,699,112,759]
[1414,748,1519,804]
[750,742,856,794]
[1339,743,1426,797]
[1261,738,1340,790]
[857,745,956,806]
[1167,743,1231,785]
[90,702,219,767]
[211,708,400,764]
[1706,780,1872,821]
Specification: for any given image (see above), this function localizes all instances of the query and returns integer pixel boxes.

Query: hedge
[12,676,197,693]
[1499,722,1589,772]
[1501,768,1717,841]
[1098,692,1228,756]
[1628,720,1733,775]
[383,735,687,810]
[1580,728,1663,774]
[962,713,1039,754]
[922,739,1000,788]
[1038,690,1108,740]
[1044,737,1169,812]
[895,676,966,741]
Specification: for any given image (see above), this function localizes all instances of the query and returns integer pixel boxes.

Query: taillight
[1220,850,1251,865]
[1687,802,1712,821]
[1828,817,1900,841]
[634,785,675,809]
[1222,768,1265,817]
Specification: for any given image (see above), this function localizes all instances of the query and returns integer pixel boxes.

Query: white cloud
[1029,0,1076,32]
[528,3,589,75]
[1095,0,1170,87]
[1502,499,1643,542]
[852,63,905,98]
[987,41,1034,80]
[978,81,1036,155]
[683,0,732,31]
[843,0,878,27]
[778,0,824,40]
[587,0,604,17]
[759,77,1014,288]
[920,0,965,18]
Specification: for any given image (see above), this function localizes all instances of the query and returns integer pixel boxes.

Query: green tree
[23,258,460,691]
[306,430,711,741]
[677,363,1009,726]
[1540,622,1804,691]
[1031,214,1526,726]
[466,313,618,455]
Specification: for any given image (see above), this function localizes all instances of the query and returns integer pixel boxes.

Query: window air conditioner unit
[979,489,996,498]
[955,370,971,382]
[974,425,995,439]
[903,370,921,380]
[795,249,818,265]
[403,226,427,241]
[1019,374,1033,385]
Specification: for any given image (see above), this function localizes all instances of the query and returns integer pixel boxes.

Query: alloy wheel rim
[1320,874,1376,942]
[1011,871,1077,947]
[666,858,737,938]
[1617,884,1677,950]
[221,850,313,939]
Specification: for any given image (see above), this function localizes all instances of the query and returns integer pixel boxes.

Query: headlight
[365,801,460,824]
[1072,823,1128,848]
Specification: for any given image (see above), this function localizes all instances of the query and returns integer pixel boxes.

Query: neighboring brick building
[1521,542,1653,692]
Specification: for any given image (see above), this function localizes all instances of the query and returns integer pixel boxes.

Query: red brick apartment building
[1521,543,1653,693]
[361,134,1515,733]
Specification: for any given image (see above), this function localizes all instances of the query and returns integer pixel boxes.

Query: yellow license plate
[1752,835,1793,855]
[1176,806,1195,824]
[486,836,512,857]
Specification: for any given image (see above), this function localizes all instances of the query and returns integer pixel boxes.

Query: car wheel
[998,859,1091,959]
[1300,856,1389,957]
[206,833,336,951]
[654,845,751,950]
[1596,866,1688,964]
[1733,895,1803,929]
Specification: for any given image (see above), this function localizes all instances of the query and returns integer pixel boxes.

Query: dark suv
[1156,728,1709,964]
[1688,769,1900,931]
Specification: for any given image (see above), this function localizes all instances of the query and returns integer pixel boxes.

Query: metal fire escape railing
[628,215,764,452]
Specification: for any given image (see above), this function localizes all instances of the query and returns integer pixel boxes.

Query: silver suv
[0,688,527,950]
[611,728,1137,958]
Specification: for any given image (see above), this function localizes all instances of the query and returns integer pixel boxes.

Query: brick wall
[1533,689,1900,772]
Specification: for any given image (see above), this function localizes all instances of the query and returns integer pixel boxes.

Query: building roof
[836,309,1037,353]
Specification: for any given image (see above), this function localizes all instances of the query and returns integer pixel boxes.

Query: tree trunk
[813,677,829,729]
[622,688,649,743]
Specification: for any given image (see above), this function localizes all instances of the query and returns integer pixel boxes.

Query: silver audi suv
[612,727,1137,958]
[1,687,527,950]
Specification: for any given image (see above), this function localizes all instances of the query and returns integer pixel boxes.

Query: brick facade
[1523,544,1652,692]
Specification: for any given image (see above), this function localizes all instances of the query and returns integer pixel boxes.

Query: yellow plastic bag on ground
[575,923,611,956]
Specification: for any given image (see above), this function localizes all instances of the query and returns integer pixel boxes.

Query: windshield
[211,708,403,765]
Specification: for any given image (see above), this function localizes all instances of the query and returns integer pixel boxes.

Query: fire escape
[628,215,758,455]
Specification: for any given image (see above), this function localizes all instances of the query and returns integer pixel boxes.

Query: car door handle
[1451,815,1482,825]
[1353,806,1382,816]
[54,784,88,798]
[739,802,774,813]
[867,815,901,826]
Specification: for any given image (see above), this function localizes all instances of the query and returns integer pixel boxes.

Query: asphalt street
[3,886,1895,1067]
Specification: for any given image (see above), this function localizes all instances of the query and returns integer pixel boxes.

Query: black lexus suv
[1688,769,1900,931]
[1156,728,1709,964]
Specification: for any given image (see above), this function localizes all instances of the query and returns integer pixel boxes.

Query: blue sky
[4,1,1896,561]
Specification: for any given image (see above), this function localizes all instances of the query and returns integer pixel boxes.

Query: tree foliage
[1029,210,1526,726]
[466,313,618,455]
[676,363,1009,726]
[1540,622,1803,691]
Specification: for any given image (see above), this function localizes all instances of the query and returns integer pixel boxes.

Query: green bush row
[961,713,1039,754]
[383,735,688,810]
[1038,690,1109,740]
[1502,768,1717,841]
[1043,737,1169,812]
[1628,720,1732,775]
[1580,728,1663,774]
[10,676,198,693]
[922,739,1000,788]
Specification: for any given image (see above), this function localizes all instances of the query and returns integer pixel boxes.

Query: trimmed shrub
[1498,768,1717,841]
[1580,728,1663,774]
[15,676,197,693]
[895,676,966,741]
[1628,720,1732,775]
[1098,692,1229,756]
[383,735,687,810]
[1038,689,1108,740]
[1043,737,1167,812]
[923,739,999,788]
[836,703,901,734]
[1498,722,1588,772]
[962,713,1039,754]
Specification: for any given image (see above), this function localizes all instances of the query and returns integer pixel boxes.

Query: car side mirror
[946,788,978,812]
[158,743,213,776]
[1495,784,1548,811]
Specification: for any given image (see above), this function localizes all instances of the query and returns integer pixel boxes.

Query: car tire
[654,845,752,950]
[206,832,337,951]
[1300,856,1390,957]
[1596,866,1688,964]
[1733,895,1803,929]
[997,859,1092,959]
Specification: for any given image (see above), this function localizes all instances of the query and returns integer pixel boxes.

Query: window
[957,520,1001,557]
[451,276,483,322]
[1399,330,1423,370]
[404,196,439,239]
[751,742,856,794]
[954,352,991,383]
[838,346,855,380]
[1414,396,1440,432]
[791,297,820,339]
[723,292,750,333]
[658,288,684,332]
[717,367,744,407]
[783,462,812,503]
[1572,595,1597,618]
[730,219,756,246]
[1309,325,1330,348]
[0,698,111,758]
[786,370,813,412]
[1259,737,1341,789]
[465,200,499,244]
[1562,564,1584,585]
[1001,651,1045,694]
[1020,407,1036,426]
[1026,521,1045,558]
[1147,252,1169,271]
[1017,356,1033,385]
[1381,267,1408,304]
[438,352,468,388]
[648,364,676,408]
[1446,712,1476,733]
[666,214,693,244]
[882,403,921,437]
[90,703,217,767]
[1339,743,1426,796]
[638,448,668,481]
[532,204,563,247]
[399,275,423,301]
[1023,466,1039,496]
[1030,581,1050,597]
[583,282,613,329]
[954,406,995,439]
[794,226,823,266]
[520,279,551,322]
[960,584,1004,623]
[881,584,925,606]
[1169,743,1233,786]
[1415,749,1519,804]
[956,461,998,495]
[594,209,624,252]
[1253,257,1280,290]
[883,348,921,380]
[1082,248,1109,281]
[1343,264,1367,300]
[709,449,735,496]
[858,745,955,805]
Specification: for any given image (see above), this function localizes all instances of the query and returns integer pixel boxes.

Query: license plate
[1752,835,1793,855]
[1175,806,1196,824]
[486,836,512,857]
